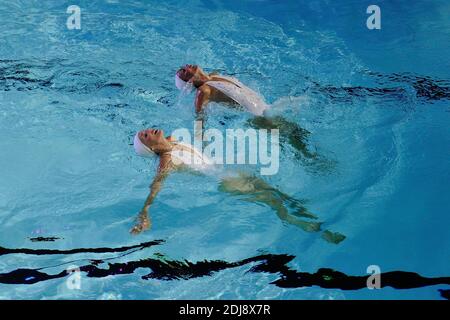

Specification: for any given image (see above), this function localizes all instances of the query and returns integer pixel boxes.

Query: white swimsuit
[206,75,270,116]
[170,141,214,172]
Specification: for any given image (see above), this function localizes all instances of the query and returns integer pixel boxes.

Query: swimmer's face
[177,64,200,82]
[138,128,167,152]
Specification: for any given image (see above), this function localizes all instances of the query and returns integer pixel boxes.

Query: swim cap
[175,73,193,93]
[133,133,155,158]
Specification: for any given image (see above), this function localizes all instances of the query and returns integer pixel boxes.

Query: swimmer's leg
[248,116,316,159]
[248,116,336,173]
[218,173,323,233]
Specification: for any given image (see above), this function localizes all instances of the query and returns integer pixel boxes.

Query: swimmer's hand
[130,210,151,235]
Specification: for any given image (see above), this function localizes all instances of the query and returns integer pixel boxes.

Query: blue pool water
[0,0,449,299]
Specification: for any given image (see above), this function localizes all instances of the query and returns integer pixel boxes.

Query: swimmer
[130,128,345,244]
[175,64,270,115]
[175,64,334,172]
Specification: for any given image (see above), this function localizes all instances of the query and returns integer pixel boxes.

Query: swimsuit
[170,141,214,172]
[206,75,270,116]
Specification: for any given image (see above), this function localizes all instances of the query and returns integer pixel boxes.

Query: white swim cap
[175,73,193,93]
[133,133,155,158]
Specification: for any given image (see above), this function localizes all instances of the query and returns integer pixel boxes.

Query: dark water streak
[29,237,61,242]
[0,239,165,257]
[1,60,449,104]
[0,242,448,299]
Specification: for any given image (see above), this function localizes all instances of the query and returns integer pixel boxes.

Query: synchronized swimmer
[174,64,331,167]
[131,127,345,244]
[175,64,270,115]
[128,63,344,244]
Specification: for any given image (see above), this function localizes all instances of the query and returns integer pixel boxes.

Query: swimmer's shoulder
[208,75,242,88]
[200,76,240,103]
[198,83,212,94]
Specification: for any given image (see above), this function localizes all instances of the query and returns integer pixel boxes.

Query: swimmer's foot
[130,212,151,235]
[321,230,346,244]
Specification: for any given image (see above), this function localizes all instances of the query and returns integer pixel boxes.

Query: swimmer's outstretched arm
[130,154,172,235]
[195,85,211,113]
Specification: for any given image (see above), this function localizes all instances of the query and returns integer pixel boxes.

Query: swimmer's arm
[195,85,211,113]
[130,155,172,235]
[143,169,168,212]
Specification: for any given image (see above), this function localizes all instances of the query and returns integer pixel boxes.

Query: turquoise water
[0,0,449,299]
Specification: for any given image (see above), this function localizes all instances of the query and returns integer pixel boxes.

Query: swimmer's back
[205,75,269,116]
